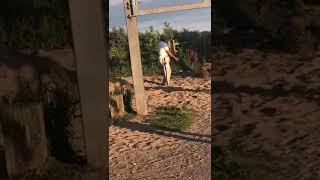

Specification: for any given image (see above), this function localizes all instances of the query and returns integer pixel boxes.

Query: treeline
[213,0,320,53]
[109,23,211,77]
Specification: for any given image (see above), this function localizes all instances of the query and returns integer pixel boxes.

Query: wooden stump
[109,78,134,118]
[0,103,48,179]
[201,63,211,78]
[109,94,125,118]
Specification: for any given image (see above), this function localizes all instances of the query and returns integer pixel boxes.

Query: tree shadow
[112,120,211,144]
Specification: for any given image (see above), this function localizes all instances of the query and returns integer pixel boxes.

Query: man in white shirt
[157,35,179,86]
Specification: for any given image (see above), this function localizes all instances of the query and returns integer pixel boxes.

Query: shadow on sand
[146,86,211,94]
[213,80,320,104]
[112,120,211,144]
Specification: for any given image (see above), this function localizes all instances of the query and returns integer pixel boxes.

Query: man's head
[160,35,168,42]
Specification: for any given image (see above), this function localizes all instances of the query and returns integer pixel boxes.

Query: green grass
[114,111,136,121]
[212,146,275,180]
[40,157,83,179]
[148,105,194,131]
[23,157,84,180]
[212,130,280,180]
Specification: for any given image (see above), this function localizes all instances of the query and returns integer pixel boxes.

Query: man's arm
[166,49,179,61]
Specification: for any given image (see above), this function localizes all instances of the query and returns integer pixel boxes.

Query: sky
[109,0,211,32]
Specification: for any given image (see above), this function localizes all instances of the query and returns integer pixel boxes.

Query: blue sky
[109,0,211,32]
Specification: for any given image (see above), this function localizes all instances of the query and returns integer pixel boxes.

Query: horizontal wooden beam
[134,1,211,17]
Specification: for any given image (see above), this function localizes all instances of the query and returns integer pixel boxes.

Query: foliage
[212,146,275,180]
[162,22,177,41]
[174,48,199,75]
[109,22,211,77]
[140,26,163,75]
[177,29,211,63]
[24,157,84,180]
[212,126,279,180]
[39,157,82,180]
[109,27,131,76]
[149,105,193,131]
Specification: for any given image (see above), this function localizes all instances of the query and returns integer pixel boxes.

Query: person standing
[157,35,179,86]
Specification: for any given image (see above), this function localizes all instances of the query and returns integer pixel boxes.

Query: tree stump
[109,78,134,119]
[109,94,125,118]
[0,103,48,179]
[201,63,212,78]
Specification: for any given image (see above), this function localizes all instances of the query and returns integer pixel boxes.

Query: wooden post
[68,0,108,178]
[172,40,179,53]
[123,0,147,115]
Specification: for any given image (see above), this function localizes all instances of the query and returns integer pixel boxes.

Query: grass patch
[24,157,84,180]
[212,129,280,180]
[148,105,193,131]
[212,146,275,180]
[39,157,83,180]
[114,111,136,121]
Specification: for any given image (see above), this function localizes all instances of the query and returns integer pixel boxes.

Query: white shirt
[157,41,170,64]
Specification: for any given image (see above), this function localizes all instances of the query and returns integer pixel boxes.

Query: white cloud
[109,0,122,6]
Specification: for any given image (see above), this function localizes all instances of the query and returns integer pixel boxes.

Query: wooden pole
[68,0,108,178]
[123,0,148,115]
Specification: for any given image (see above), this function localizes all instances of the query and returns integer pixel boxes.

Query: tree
[140,26,160,63]
[109,26,129,62]
[139,26,162,75]
[162,22,177,42]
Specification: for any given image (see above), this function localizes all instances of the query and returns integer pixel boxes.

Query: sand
[109,75,211,180]
[213,48,320,179]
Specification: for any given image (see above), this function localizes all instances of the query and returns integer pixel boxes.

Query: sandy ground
[109,75,211,180]
[213,49,320,180]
